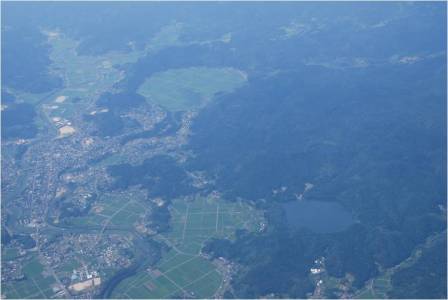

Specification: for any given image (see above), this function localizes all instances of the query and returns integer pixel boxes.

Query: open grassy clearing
[112,195,263,298]
[137,67,247,111]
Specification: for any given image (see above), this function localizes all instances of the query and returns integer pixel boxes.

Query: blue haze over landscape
[1,2,447,299]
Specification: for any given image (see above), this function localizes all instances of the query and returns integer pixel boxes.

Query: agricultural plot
[164,195,263,253]
[57,258,82,273]
[42,34,142,122]
[3,33,140,140]
[6,89,55,105]
[43,23,187,114]
[355,276,391,299]
[112,195,264,299]
[31,25,193,139]
[2,248,21,261]
[91,153,131,168]
[48,34,142,98]
[2,255,57,299]
[354,232,445,299]
[61,191,147,230]
[96,194,146,227]
[137,67,247,111]
[145,22,184,52]
[7,27,234,141]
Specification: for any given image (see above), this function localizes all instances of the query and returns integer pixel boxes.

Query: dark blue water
[282,200,355,233]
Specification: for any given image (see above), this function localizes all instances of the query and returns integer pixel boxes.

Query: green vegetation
[1,32,148,142]
[48,35,141,96]
[388,233,447,299]
[43,34,143,121]
[58,191,147,229]
[354,276,391,299]
[146,22,184,52]
[58,259,82,273]
[163,196,263,251]
[354,231,446,299]
[90,153,131,167]
[2,255,57,299]
[2,248,21,261]
[111,195,263,298]
[7,89,55,105]
[137,67,247,111]
[38,23,189,126]
[114,255,222,299]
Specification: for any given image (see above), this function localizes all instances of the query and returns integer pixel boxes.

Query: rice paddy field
[42,34,143,121]
[137,67,247,111]
[2,254,58,299]
[56,190,148,229]
[111,195,264,299]
[8,24,185,139]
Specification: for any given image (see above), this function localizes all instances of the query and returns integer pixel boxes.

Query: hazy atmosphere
[1,2,447,299]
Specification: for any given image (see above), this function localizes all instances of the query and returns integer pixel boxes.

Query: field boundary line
[181,204,190,241]
[165,269,217,298]
[215,204,219,232]
[160,273,190,297]
[163,255,198,274]
[122,273,152,296]
[31,277,47,298]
